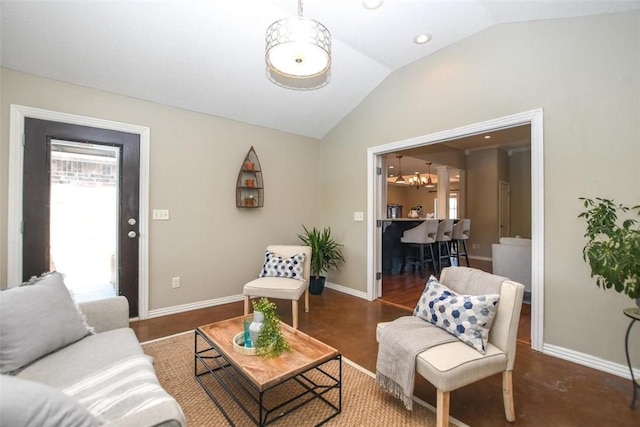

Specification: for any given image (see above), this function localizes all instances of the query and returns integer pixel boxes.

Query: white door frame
[367,109,544,351]
[8,105,151,319]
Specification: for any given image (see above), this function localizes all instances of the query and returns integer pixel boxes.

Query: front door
[23,118,140,317]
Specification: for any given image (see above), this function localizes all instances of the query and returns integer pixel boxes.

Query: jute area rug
[142,331,444,426]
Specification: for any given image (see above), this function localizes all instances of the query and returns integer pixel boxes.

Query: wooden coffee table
[195,315,342,426]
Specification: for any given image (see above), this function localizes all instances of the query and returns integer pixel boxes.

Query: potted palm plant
[297,225,345,295]
[578,197,640,305]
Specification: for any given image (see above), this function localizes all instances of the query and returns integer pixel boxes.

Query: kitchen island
[381,218,429,276]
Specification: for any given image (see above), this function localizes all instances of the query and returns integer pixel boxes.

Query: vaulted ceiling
[2,0,639,139]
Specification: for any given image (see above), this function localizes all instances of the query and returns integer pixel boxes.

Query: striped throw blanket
[62,355,175,422]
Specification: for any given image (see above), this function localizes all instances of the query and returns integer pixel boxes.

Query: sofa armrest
[78,297,129,333]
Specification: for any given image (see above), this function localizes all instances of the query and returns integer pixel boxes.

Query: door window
[49,140,120,302]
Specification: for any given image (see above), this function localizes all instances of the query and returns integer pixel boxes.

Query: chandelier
[395,155,406,183]
[265,0,331,90]
[408,162,435,189]
[424,162,435,188]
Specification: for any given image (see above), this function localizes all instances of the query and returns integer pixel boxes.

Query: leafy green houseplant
[297,225,345,294]
[578,197,640,304]
[251,298,291,357]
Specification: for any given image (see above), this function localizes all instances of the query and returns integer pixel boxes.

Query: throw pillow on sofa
[413,275,500,354]
[0,272,93,374]
[0,375,101,427]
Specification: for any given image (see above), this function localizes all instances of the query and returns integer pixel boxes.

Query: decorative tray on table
[232,332,257,356]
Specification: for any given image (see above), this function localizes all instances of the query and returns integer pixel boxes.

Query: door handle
[128,231,137,238]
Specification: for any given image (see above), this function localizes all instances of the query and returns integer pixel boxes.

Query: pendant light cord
[298,0,303,18]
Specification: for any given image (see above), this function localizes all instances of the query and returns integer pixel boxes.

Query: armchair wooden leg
[502,370,516,422]
[292,300,299,329]
[304,288,309,313]
[244,295,251,315]
[436,389,450,427]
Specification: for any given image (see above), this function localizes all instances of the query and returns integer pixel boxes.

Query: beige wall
[0,69,321,311]
[386,184,436,218]
[1,11,638,369]
[466,148,500,258]
[510,150,532,238]
[320,12,640,365]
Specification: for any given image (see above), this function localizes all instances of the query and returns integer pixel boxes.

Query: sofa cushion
[413,276,500,354]
[17,328,144,388]
[0,375,101,427]
[0,272,92,374]
[258,250,306,281]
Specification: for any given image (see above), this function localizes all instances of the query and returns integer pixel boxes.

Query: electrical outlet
[354,211,364,221]
[472,243,480,249]
[172,277,180,288]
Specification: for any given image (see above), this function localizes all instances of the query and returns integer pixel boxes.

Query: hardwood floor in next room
[380,261,532,344]
[132,288,637,426]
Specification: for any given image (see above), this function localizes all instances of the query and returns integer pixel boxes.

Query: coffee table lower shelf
[194,329,342,426]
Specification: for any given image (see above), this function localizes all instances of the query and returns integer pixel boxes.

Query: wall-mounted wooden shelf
[236,146,264,208]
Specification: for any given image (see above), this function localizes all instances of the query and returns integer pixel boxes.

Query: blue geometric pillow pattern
[258,250,306,281]
[413,276,500,354]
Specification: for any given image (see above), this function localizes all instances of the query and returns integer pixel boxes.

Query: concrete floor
[131,289,639,427]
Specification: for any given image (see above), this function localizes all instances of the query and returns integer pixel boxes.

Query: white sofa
[0,272,186,427]
[492,237,531,296]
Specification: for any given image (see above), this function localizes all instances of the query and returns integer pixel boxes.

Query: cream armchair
[243,245,311,329]
[377,267,525,427]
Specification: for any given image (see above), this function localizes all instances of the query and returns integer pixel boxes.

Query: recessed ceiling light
[388,165,394,169]
[413,33,432,44]
[484,135,491,139]
[362,0,383,10]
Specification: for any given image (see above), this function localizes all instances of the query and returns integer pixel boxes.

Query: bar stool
[436,219,454,272]
[451,219,471,267]
[400,219,438,277]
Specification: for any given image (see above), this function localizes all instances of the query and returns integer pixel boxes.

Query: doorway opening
[367,109,544,351]
[50,140,120,302]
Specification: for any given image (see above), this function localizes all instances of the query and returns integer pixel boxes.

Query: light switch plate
[354,211,364,221]
[153,209,170,220]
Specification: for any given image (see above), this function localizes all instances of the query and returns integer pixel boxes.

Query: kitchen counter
[381,218,458,276]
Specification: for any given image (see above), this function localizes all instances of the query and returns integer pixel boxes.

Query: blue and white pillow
[258,250,306,281]
[413,276,500,354]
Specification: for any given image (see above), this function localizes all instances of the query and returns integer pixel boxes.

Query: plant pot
[244,161,254,171]
[246,179,255,188]
[245,198,255,207]
[309,276,326,295]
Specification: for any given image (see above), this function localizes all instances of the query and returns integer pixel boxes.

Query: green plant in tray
[252,298,291,357]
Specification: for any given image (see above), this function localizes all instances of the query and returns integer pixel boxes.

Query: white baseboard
[148,294,245,318]
[325,281,368,300]
[148,282,368,318]
[543,343,639,380]
[469,255,492,262]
